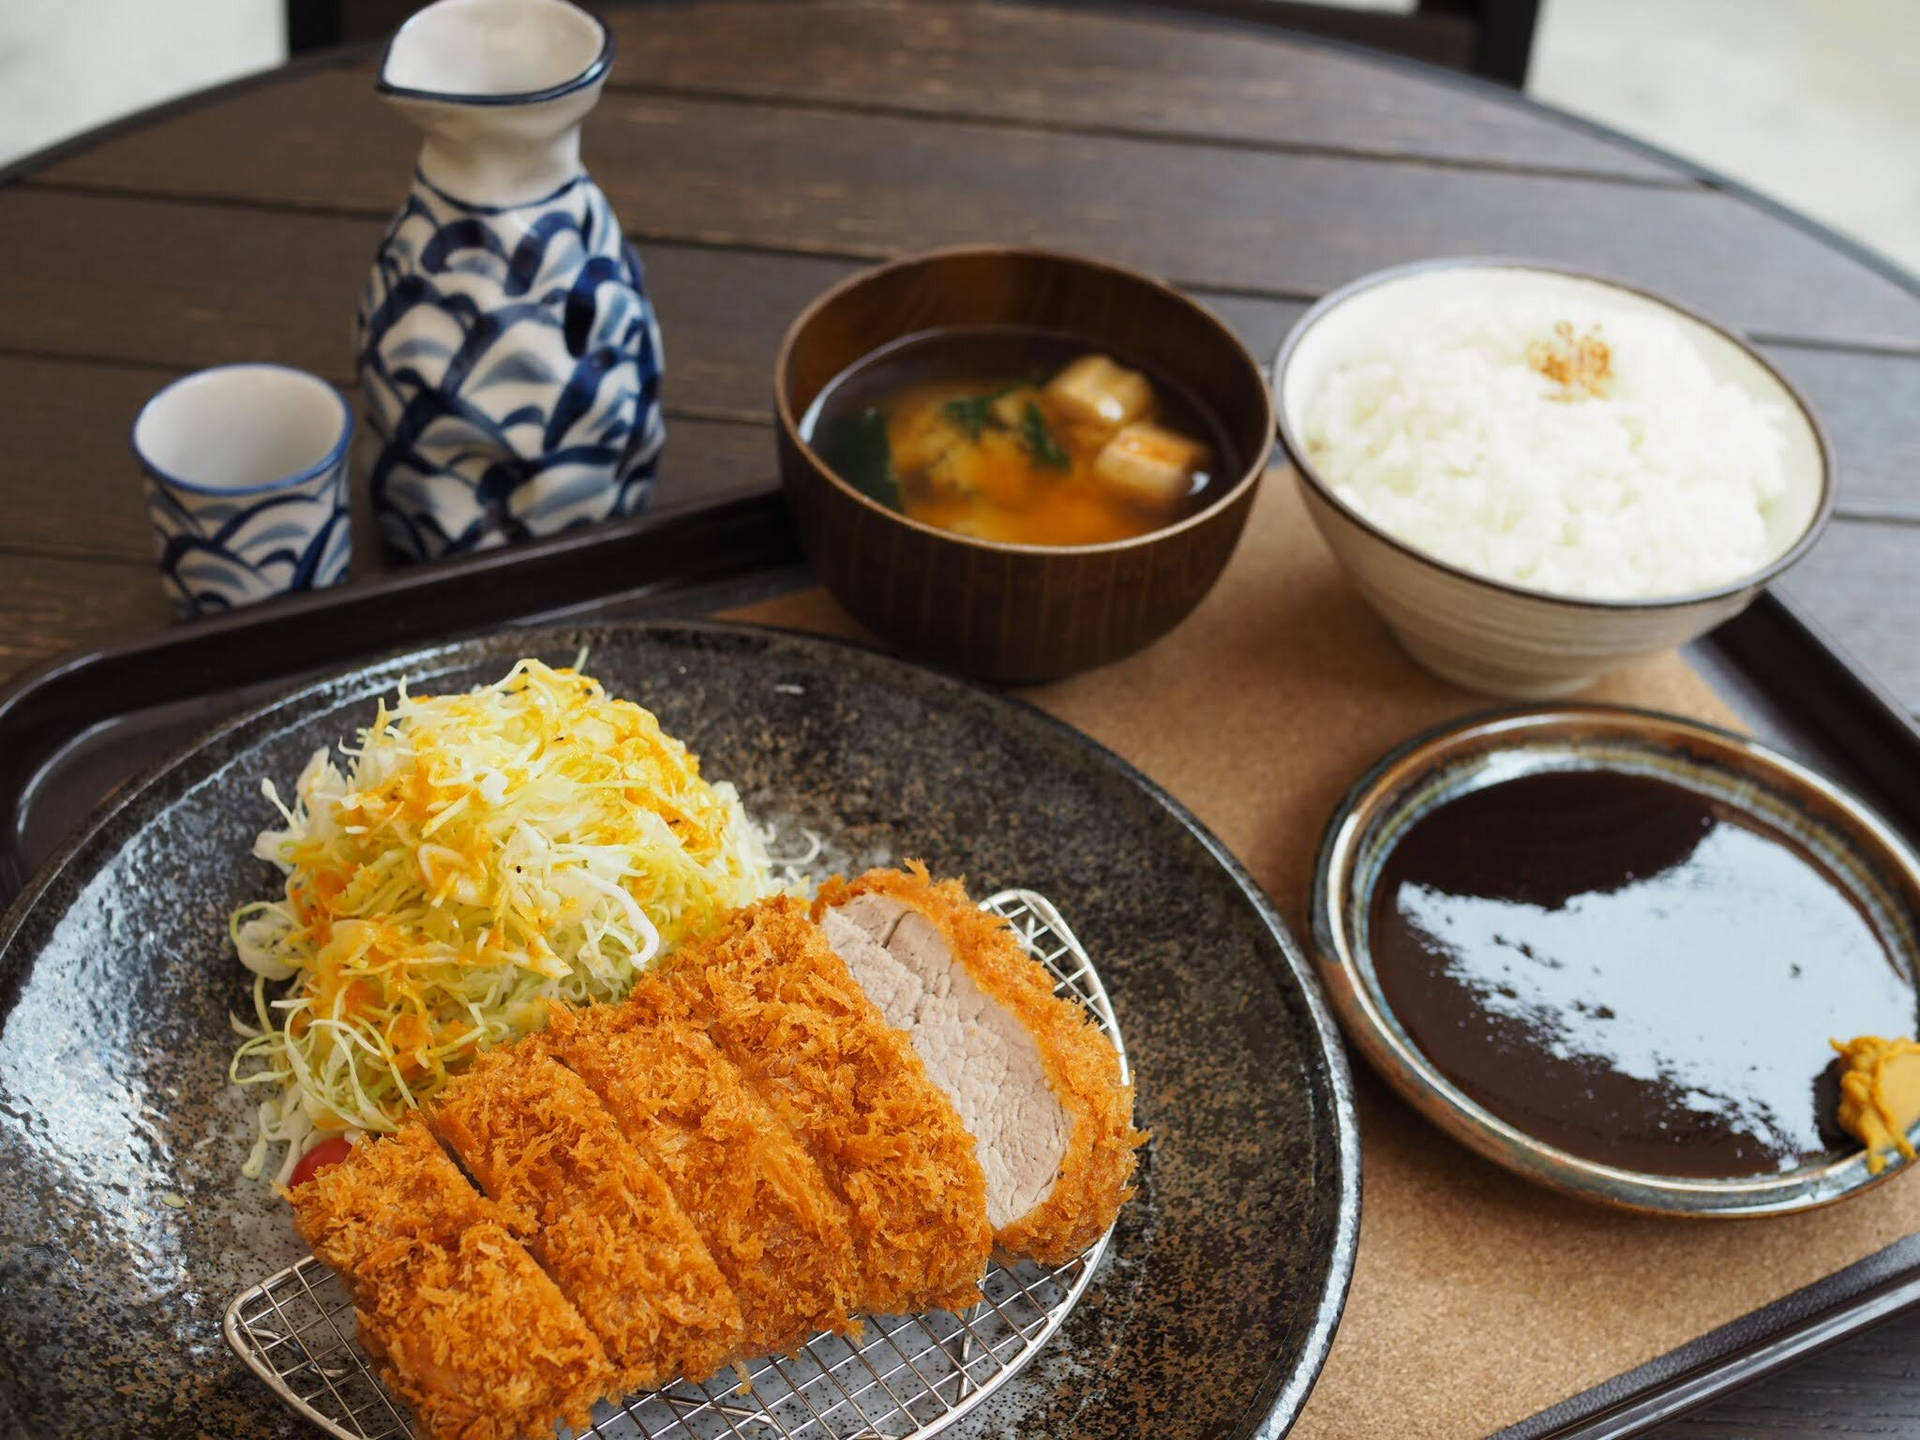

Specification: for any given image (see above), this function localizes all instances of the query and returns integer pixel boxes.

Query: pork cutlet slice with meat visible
[431,1044,744,1393]
[290,1120,614,1440]
[546,989,861,1357]
[815,864,1145,1265]
[660,896,992,1316]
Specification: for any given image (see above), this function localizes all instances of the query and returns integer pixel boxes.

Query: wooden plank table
[1,2,1917,1433]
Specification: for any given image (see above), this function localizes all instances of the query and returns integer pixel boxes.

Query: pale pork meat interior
[814,865,1144,1264]
[820,894,1072,1229]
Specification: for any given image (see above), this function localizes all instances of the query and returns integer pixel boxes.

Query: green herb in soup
[801,327,1229,546]
[810,405,901,511]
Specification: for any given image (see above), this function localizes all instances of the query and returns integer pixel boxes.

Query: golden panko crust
[662,896,992,1314]
[814,863,1146,1265]
[431,1045,744,1393]
[547,993,861,1356]
[289,1121,613,1440]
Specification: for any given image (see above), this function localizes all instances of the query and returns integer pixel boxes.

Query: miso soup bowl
[775,247,1275,684]
[1273,259,1834,699]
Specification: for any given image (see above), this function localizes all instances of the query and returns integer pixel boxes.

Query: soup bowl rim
[774,243,1276,558]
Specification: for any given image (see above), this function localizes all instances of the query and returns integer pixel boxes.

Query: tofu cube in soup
[988,386,1041,431]
[805,328,1231,546]
[1044,355,1154,433]
[1095,423,1211,506]
[892,394,978,496]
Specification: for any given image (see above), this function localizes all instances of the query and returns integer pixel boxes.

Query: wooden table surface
[2,1,1918,1434]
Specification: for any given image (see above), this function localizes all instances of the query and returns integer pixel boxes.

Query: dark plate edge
[0,616,1362,1440]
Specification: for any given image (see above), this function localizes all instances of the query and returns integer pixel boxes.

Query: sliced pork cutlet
[290,1120,613,1440]
[814,865,1145,1265]
[430,1043,745,1393]
[662,896,992,1315]
[546,990,861,1357]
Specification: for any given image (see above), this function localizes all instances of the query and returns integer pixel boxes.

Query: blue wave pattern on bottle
[356,172,664,559]
[141,457,351,616]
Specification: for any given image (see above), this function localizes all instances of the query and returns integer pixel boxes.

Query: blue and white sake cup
[132,365,354,618]
[356,0,664,561]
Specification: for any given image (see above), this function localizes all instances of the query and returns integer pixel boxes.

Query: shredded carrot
[229,659,784,1185]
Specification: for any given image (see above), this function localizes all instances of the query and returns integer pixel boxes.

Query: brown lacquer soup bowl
[775,247,1275,684]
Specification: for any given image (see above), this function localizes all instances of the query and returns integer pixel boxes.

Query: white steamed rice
[1302,294,1791,600]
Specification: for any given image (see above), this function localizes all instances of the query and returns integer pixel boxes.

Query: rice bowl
[1273,260,1832,697]
[1299,282,1795,600]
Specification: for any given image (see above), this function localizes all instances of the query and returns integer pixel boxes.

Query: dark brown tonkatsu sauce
[1370,769,1914,1177]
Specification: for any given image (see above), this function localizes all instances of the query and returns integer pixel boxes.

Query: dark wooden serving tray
[3,489,1919,1439]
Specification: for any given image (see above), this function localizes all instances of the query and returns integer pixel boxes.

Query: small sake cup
[133,365,355,617]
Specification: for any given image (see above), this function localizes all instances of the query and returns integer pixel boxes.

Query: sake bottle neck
[414,118,585,210]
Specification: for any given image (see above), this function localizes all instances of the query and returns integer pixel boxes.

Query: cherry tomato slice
[290,1136,355,1188]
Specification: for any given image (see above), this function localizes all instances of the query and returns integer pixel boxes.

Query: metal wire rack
[225,888,1126,1440]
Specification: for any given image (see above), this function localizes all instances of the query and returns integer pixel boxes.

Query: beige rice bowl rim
[1270,259,1836,695]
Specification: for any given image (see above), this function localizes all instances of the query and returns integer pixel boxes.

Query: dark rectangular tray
[3,488,1918,1440]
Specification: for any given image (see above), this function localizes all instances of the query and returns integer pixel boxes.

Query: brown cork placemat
[720,473,1920,1439]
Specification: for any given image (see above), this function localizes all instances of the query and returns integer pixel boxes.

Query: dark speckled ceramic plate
[0,621,1357,1440]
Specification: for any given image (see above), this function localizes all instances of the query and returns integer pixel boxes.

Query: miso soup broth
[799,327,1237,546]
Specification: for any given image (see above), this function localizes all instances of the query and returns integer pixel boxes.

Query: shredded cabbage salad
[229,658,783,1183]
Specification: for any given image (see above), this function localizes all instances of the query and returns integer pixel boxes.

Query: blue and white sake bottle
[356,0,664,559]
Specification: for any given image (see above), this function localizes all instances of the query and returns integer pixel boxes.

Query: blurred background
[1,0,1915,274]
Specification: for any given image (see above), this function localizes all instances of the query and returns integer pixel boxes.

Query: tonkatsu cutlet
[548,991,861,1356]
[816,864,1145,1265]
[290,1121,613,1440]
[431,1045,745,1393]
[660,896,992,1315]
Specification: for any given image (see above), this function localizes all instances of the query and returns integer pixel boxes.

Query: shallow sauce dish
[1273,260,1833,699]
[1314,705,1920,1217]
[777,247,1275,684]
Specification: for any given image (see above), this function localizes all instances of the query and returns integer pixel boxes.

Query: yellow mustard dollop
[1833,1035,1920,1174]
